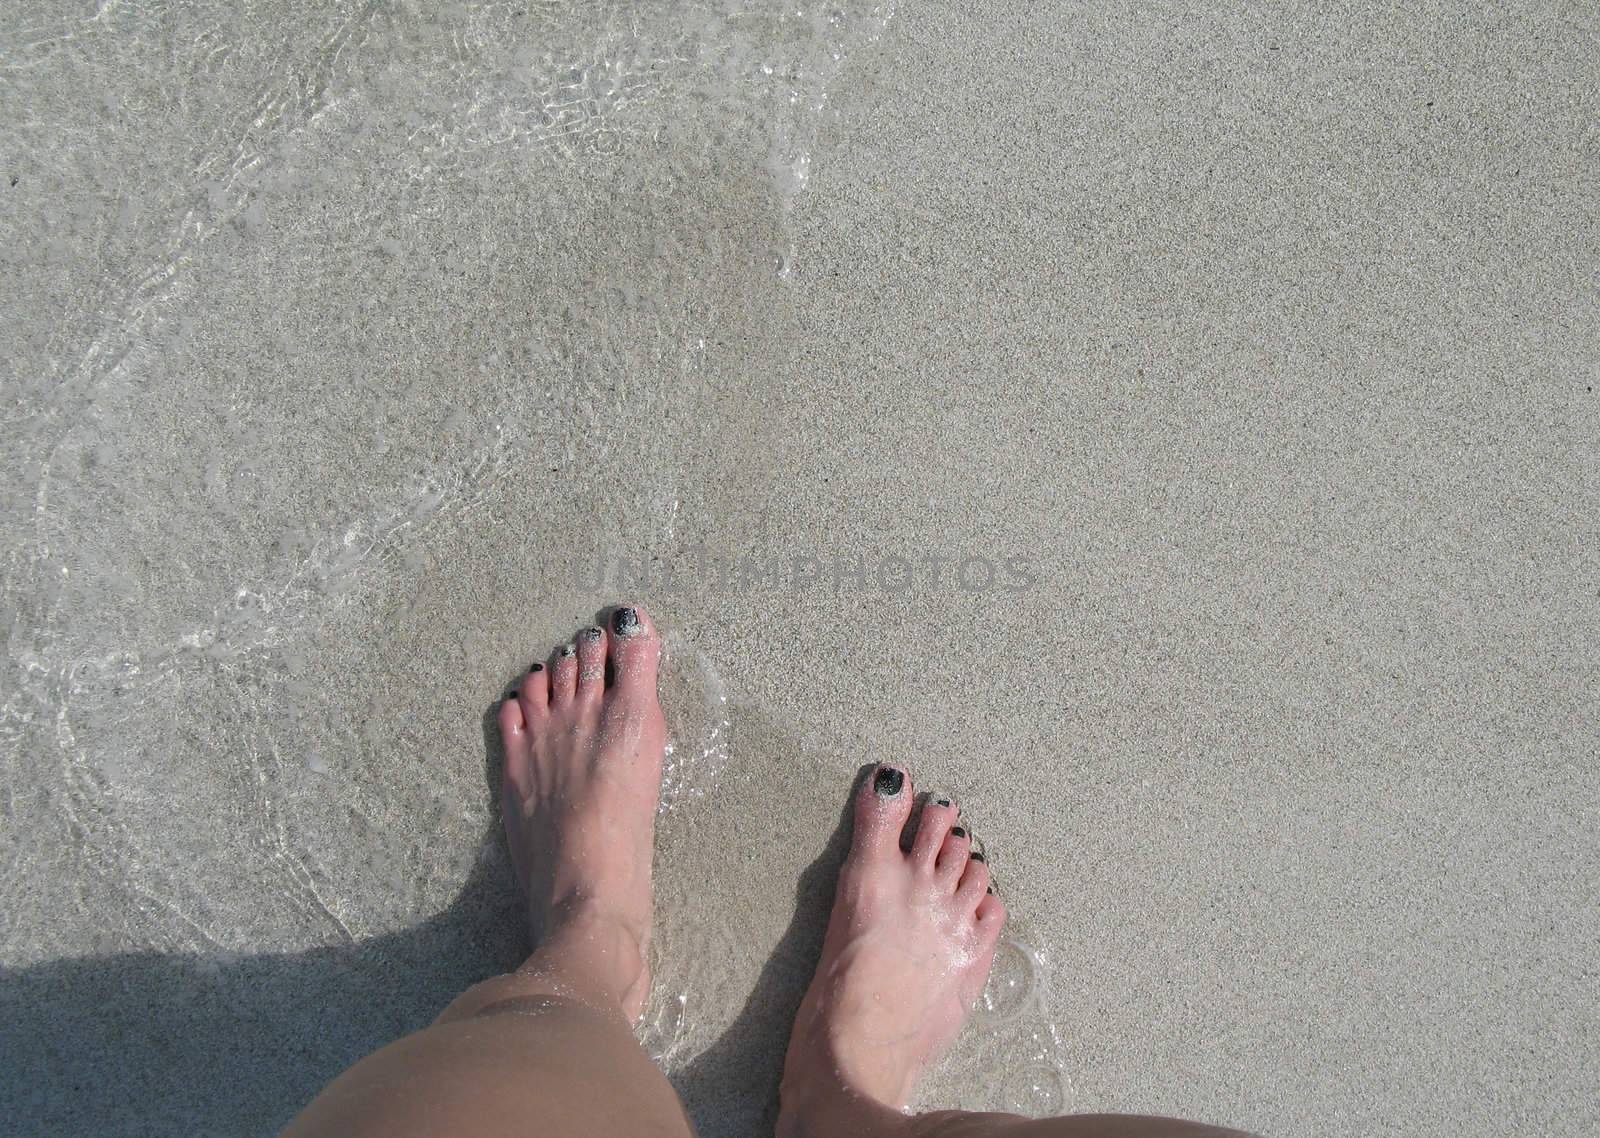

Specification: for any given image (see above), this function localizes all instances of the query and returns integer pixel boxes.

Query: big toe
[849,763,915,861]
[605,604,660,696]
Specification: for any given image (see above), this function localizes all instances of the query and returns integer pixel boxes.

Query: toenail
[558,644,576,658]
[970,850,986,862]
[931,795,952,808]
[528,662,544,673]
[952,826,968,839]
[986,884,995,894]
[873,767,905,797]
[612,606,641,637]
[504,690,518,701]
[578,626,602,642]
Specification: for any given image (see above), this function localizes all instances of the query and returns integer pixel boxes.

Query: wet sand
[2,2,1596,1135]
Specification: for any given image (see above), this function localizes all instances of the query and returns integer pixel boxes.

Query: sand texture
[1,2,1596,1135]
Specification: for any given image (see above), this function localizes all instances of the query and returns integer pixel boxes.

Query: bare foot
[495,605,664,1023]
[778,765,1007,1135]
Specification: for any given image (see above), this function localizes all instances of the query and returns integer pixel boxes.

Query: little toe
[849,764,914,862]
[605,605,660,696]
[910,798,960,870]
[574,625,606,700]
[975,893,1007,941]
[497,694,533,799]
[497,690,526,738]
[549,641,578,704]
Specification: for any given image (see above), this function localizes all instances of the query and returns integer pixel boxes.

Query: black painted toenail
[952,826,968,839]
[559,644,576,658]
[529,662,544,673]
[504,690,518,701]
[578,626,602,642]
[970,850,986,862]
[873,767,904,797]
[932,796,952,808]
[986,884,995,894]
[612,606,641,637]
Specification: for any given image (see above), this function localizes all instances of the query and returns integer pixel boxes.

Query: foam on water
[954,933,1073,1115]
[657,631,732,814]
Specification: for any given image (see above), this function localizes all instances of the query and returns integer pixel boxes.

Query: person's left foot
[496,605,665,1023]
[777,765,1005,1135]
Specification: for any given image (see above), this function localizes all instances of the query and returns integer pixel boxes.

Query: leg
[776,766,1256,1138]
[282,606,694,1138]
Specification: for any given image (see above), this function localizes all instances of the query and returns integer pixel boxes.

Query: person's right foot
[495,605,664,1023]
[778,765,1007,1134]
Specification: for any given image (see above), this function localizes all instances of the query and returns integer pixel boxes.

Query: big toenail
[952,826,968,839]
[559,644,576,658]
[873,767,905,797]
[578,626,602,642]
[612,607,641,637]
[529,662,544,673]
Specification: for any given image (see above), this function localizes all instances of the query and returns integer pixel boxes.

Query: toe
[956,855,990,907]
[911,797,960,870]
[497,693,533,798]
[518,662,549,717]
[497,689,526,738]
[975,893,1007,941]
[549,641,578,704]
[605,604,660,696]
[934,824,971,884]
[849,763,915,861]
[574,625,606,701]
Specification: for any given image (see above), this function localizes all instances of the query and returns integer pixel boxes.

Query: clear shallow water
[0,0,1067,1132]
[1,0,884,942]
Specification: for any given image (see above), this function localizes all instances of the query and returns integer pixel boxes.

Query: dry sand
[1,2,1596,1135]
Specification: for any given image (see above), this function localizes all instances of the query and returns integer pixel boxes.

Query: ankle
[524,902,651,1021]
[778,1065,915,1138]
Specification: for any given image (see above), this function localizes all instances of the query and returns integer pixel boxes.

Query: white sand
[1,2,1596,1135]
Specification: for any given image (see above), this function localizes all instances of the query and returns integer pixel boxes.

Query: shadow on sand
[1,704,860,1138]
